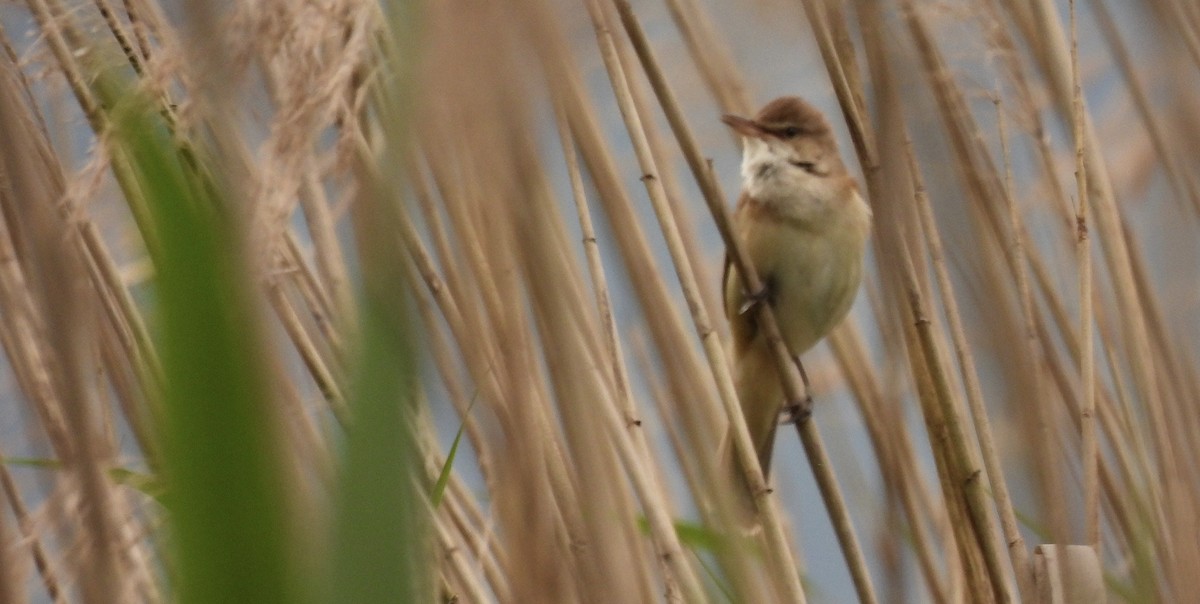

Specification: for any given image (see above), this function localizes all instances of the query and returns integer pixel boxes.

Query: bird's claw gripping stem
[779,397,813,425]
[738,283,772,315]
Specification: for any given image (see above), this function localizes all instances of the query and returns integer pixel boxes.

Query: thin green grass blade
[430,420,464,510]
[431,391,478,509]
[3,458,163,501]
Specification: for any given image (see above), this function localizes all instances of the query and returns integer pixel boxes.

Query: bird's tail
[717,343,783,528]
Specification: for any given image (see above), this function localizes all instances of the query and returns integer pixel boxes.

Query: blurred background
[0,0,1197,602]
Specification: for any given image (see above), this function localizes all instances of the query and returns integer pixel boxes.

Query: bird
[718,96,871,510]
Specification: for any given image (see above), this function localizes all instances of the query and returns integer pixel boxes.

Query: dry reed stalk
[410,279,495,491]
[0,452,63,601]
[297,164,357,331]
[527,18,767,596]
[585,2,788,600]
[897,3,1094,600]
[281,230,342,354]
[0,48,128,602]
[410,5,668,600]
[90,0,144,76]
[913,103,1035,599]
[33,0,347,488]
[0,73,152,604]
[266,278,345,410]
[1091,0,1200,216]
[518,188,673,602]
[416,419,494,602]
[553,91,708,602]
[917,2,1148,591]
[540,3,731,470]
[892,267,991,603]
[443,487,509,602]
[1153,0,1200,69]
[1067,0,1100,554]
[559,0,720,453]
[820,1,1021,600]
[555,102,639,433]
[907,258,1006,603]
[1122,231,1200,445]
[16,0,165,419]
[859,23,1012,604]
[1028,0,1176,494]
[1028,1,1200,594]
[829,326,951,604]
[603,1,723,324]
[662,0,753,116]
[1035,273,1173,577]
[405,140,583,602]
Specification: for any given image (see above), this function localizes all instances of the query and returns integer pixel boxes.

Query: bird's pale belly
[735,213,865,355]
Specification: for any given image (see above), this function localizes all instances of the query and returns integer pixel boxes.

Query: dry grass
[0,0,1197,602]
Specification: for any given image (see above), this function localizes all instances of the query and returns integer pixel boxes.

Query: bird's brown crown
[753,96,833,140]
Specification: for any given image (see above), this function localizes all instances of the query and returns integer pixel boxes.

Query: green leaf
[636,516,732,553]
[106,468,167,502]
[98,73,297,604]
[3,458,164,501]
[328,3,430,602]
[431,391,479,509]
[1,456,61,470]
[635,517,736,600]
[431,422,464,510]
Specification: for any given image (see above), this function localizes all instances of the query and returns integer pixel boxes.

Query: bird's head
[721,96,844,180]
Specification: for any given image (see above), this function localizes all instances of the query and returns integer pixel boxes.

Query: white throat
[740,137,824,208]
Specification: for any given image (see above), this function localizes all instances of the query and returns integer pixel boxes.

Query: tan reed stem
[1068,0,1100,553]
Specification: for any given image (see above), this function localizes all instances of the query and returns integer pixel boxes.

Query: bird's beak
[721,114,766,139]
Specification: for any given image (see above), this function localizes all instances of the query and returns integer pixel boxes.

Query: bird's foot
[779,396,813,425]
[738,282,773,315]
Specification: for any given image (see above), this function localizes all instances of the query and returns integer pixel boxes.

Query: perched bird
[719,96,871,500]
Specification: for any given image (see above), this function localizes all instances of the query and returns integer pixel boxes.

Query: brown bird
[719,97,871,500]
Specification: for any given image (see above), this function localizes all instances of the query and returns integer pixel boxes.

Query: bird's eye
[782,126,800,139]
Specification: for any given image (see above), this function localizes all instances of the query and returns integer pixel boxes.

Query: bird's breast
[730,188,869,355]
